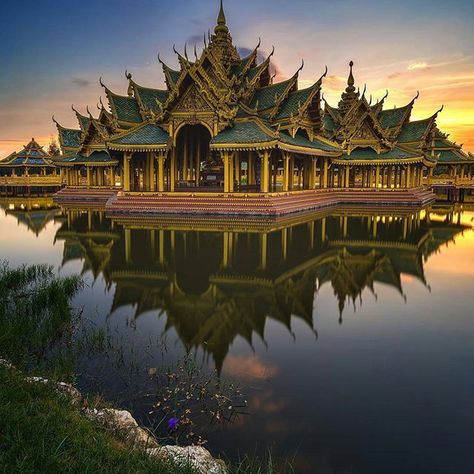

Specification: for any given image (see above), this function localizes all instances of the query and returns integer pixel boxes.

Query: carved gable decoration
[353,120,379,141]
[173,83,214,113]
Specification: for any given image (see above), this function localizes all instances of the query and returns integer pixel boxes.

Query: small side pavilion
[0,138,61,196]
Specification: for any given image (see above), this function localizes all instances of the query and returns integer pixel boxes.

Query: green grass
[0,366,198,474]
[0,262,292,473]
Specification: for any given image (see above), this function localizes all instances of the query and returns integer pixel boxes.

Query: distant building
[0,138,61,195]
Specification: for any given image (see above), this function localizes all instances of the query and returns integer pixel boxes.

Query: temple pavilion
[0,138,61,196]
[50,1,474,214]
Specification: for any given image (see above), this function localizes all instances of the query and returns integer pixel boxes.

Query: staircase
[106,187,435,217]
[54,187,119,207]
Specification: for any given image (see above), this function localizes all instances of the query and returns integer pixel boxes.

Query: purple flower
[167,417,179,430]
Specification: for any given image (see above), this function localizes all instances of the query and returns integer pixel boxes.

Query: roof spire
[338,60,359,114]
[215,0,228,35]
[346,61,355,92]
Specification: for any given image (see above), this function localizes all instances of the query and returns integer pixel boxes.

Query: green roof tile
[278,132,340,153]
[340,146,421,161]
[397,118,433,143]
[77,115,91,131]
[250,79,292,110]
[56,151,116,164]
[323,113,336,132]
[109,123,169,146]
[231,54,254,77]
[109,94,142,123]
[437,149,469,163]
[275,87,315,120]
[379,103,411,128]
[135,85,169,112]
[59,128,82,149]
[211,121,275,145]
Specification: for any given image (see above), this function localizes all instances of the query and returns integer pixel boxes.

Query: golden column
[282,152,290,192]
[123,153,132,191]
[155,151,165,192]
[223,151,230,193]
[322,159,329,188]
[308,157,316,189]
[248,152,255,186]
[375,165,380,189]
[260,150,270,193]
[344,165,350,188]
[170,148,177,192]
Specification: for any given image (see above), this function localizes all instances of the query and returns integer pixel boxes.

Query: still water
[1,198,474,473]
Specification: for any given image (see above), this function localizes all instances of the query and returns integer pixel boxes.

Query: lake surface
[1,198,473,473]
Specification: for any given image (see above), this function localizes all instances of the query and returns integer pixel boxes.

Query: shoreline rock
[1,357,228,473]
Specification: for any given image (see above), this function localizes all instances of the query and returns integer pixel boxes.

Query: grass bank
[0,262,289,473]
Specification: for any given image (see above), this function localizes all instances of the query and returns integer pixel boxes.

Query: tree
[48,135,60,156]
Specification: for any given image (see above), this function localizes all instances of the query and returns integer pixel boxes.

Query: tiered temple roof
[322,62,452,167]
[0,138,55,168]
[52,1,339,159]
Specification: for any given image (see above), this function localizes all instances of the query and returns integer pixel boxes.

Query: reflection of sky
[1,209,474,472]
[1,0,474,157]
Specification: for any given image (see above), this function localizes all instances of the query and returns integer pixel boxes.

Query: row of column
[65,166,115,187]
[327,163,424,189]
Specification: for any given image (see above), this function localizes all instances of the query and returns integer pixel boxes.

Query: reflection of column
[150,230,156,259]
[343,216,348,237]
[124,228,132,263]
[372,216,378,238]
[309,221,315,248]
[259,233,267,270]
[159,230,164,265]
[403,217,408,239]
[222,231,232,269]
[281,227,288,261]
[170,230,175,253]
[321,217,326,242]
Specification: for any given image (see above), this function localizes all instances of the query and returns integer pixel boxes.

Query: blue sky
[1,0,473,155]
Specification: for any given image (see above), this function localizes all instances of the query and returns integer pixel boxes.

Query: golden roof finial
[215,0,228,35]
[347,60,355,90]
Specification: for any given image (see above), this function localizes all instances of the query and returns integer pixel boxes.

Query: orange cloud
[222,354,278,381]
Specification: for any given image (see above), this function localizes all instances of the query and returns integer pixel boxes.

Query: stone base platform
[54,187,119,209]
[105,187,435,217]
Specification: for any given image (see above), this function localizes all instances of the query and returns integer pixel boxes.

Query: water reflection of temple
[0,197,60,236]
[54,207,468,371]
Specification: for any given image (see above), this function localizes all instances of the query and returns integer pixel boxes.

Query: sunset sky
[0,0,473,157]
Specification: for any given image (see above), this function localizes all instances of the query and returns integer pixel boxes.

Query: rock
[56,381,82,405]
[0,359,14,369]
[84,408,158,449]
[25,376,49,384]
[147,445,228,474]
[24,377,82,406]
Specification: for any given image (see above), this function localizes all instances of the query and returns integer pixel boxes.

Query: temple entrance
[175,124,213,190]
